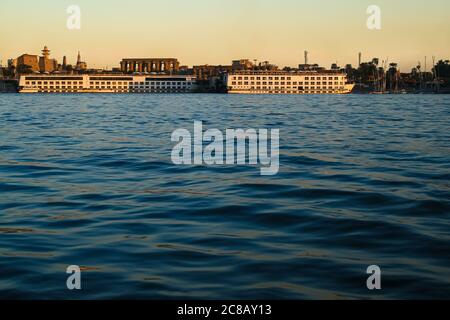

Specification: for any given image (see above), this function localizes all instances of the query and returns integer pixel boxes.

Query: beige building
[16,54,40,72]
[232,59,254,71]
[193,65,232,81]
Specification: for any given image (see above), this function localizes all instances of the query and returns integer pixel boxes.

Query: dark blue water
[0,94,449,299]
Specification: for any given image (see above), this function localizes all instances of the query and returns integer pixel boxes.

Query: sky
[1,0,449,71]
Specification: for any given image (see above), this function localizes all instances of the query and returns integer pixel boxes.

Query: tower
[75,51,87,71]
[358,52,362,67]
[39,45,57,73]
[42,46,50,59]
[63,56,67,69]
[304,50,309,65]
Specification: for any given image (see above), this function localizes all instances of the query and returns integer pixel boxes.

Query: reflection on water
[0,94,449,299]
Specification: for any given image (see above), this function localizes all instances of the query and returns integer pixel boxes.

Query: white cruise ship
[18,74,198,93]
[226,71,354,94]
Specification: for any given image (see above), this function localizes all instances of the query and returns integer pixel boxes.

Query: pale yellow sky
[1,0,449,70]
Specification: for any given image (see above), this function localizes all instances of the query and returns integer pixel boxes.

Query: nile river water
[0,94,449,299]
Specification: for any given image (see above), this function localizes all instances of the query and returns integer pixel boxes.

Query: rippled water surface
[0,94,449,299]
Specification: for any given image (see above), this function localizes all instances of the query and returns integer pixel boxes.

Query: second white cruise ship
[226,71,354,94]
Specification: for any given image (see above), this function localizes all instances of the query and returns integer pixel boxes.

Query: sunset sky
[1,0,449,70]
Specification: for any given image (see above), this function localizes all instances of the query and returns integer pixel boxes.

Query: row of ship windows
[231,76,342,81]
[36,89,191,92]
[32,85,189,89]
[133,83,192,88]
[232,82,344,86]
[26,81,84,85]
[131,82,193,86]
[25,81,193,86]
[232,90,341,94]
[233,86,344,90]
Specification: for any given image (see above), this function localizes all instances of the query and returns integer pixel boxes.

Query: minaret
[358,52,362,67]
[77,51,81,65]
[42,46,51,59]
